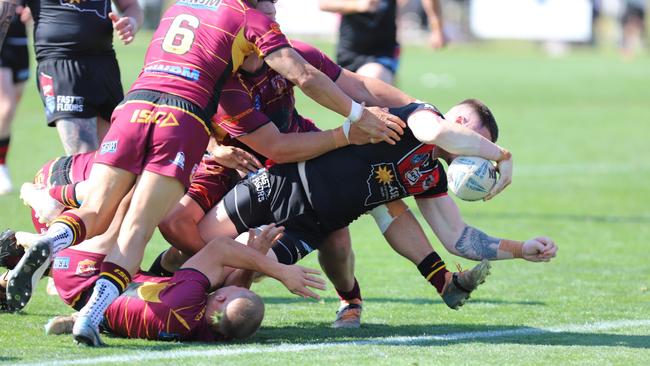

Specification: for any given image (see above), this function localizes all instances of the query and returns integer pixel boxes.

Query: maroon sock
[99,261,132,293]
[417,252,449,293]
[336,278,362,302]
[49,183,81,208]
[0,137,9,165]
[50,211,87,246]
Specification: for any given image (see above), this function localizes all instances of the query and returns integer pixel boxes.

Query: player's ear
[455,116,463,124]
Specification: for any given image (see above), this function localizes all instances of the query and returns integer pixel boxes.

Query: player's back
[130,0,279,116]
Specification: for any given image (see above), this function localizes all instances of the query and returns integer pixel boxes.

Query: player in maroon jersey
[4,0,407,347]
[45,224,326,342]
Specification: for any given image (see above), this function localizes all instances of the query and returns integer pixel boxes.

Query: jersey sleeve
[291,40,342,81]
[215,80,272,138]
[186,157,237,212]
[244,9,291,57]
[414,161,449,199]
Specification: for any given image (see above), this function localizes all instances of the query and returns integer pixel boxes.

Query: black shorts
[36,56,124,126]
[271,229,317,265]
[336,45,401,75]
[223,166,327,249]
[0,39,29,83]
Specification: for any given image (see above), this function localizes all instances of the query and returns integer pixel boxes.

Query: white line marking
[17,319,650,366]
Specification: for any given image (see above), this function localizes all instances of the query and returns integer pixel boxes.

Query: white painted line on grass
[17,319,650,366]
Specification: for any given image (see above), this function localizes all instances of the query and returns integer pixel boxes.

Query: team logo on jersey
[52,256,70,270]
[75,259,98,276]
[60,0,108,19]
[364,163,406,206]
[39,72,56,117]
[177,0,221,10]
[270,75,288,95]
[170,152,186,170]
[253,94,262,110]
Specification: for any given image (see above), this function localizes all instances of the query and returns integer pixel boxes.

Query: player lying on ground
[3,0,407,345]
[34,199,326,343]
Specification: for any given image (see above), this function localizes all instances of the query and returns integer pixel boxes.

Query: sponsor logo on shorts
[143,63,201,81]
[170,152,186,170]
[60,0,108,19]
[52,256,70,270]
[39,72,56,117]
[100,140,118,154]
[364,163,406,206]
[249,169,271,202]
[405,167,422,186]
[56,95,84,113]
[76,259,98,276]
[130,109,180,127]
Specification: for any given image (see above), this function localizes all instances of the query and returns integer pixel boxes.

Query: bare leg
[356,62,394,84]
[55,117,100,155]
[197,201,240,242]
[318,227,355,292]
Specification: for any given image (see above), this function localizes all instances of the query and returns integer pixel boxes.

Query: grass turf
[0,33,649,365]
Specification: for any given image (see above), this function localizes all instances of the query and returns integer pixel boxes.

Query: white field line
[17,319,650,366]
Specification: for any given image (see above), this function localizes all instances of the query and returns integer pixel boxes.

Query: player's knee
[321,229,352,260]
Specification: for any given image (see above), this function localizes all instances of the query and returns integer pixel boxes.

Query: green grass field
[0,33,649,365]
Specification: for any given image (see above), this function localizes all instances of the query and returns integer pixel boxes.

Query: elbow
[264,144,293,164]
[293,70,319,93]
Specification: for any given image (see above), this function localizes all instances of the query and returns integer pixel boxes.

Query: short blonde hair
[211,290,265,340]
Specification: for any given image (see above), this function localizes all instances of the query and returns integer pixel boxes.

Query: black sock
[147,250,174,277]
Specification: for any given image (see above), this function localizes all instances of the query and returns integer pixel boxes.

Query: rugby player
[200,100,556,309]
[319,0,445,84]
[0,1,29,194]
[28,0,143,154]
[5,0,407,346]
[49,224,326,342]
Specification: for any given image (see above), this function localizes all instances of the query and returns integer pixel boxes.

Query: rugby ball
[447,156,497,201]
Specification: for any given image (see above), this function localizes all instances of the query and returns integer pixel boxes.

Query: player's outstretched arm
[408,108,512,199]
[415,195,557,262]
[264,47,405,145]
[335,69,415,108]
[183,225,326,299]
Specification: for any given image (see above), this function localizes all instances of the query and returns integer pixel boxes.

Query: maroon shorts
[50,248,105,310]
[187,156,239,212]
[94,90,211,187]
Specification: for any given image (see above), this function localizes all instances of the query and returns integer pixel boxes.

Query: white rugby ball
[447,156,497,201]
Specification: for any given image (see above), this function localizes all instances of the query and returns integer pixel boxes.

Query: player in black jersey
[216,99,557,309]
[29,0,142,154]
[0,2,28,194]
[319,0,445,84]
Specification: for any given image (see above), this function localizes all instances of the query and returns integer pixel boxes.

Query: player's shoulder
[389,102,443,121]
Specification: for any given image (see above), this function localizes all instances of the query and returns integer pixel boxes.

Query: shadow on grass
[262,296,545,306]
[254,322,650,349]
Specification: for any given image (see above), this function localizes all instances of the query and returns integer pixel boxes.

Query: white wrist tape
[342,119,351,142]
[347,101,363,123]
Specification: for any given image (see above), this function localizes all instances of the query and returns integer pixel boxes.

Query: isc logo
[130,109,180,127]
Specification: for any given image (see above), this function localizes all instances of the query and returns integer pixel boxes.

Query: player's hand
[484,150,512,201]
[246,223,284,254]
[522,237,558,262]
[356,0,380,13]
[211,145,263,174]
[350,106,405,145]
[428,29,446,50]
[279,265,326,300]
[109,12,137,45]
[16,5,32,24]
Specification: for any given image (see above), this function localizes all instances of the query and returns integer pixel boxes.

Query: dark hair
[459,99,498,142]
[258,0,277,3]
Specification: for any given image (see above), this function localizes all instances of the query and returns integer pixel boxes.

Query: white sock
[78,278,120,329]
[46,222,75,256]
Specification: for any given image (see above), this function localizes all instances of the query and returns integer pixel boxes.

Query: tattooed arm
[415,195,558,262]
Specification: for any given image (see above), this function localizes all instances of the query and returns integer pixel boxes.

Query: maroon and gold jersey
[213,40,340,147]
[187,155,239,213]
[129,0,290,119]
[104,269,216,342]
